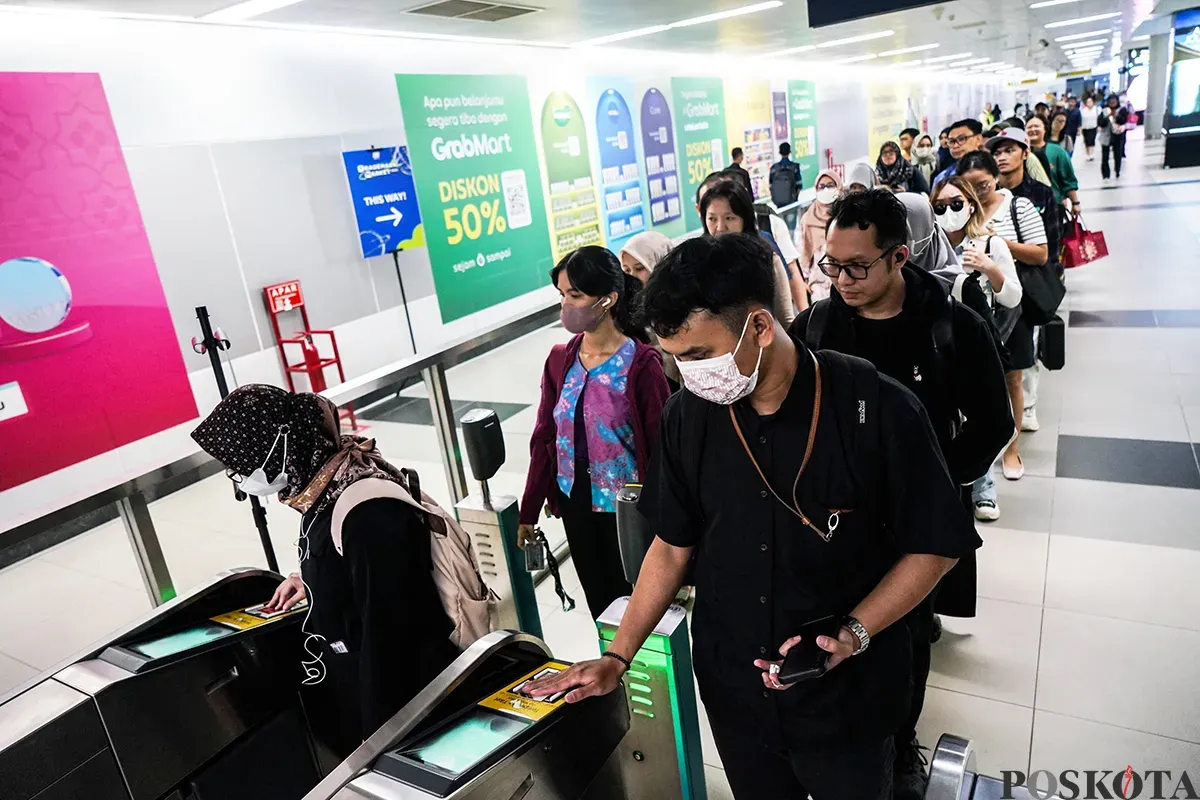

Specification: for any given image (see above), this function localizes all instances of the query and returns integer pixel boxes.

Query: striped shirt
[986,189,1047,249]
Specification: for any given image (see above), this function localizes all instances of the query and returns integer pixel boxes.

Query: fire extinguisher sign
[265,281,304,314]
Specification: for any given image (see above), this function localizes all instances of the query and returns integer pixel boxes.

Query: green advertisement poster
[394,73,552,322]
[787,80,821,190]
[539,90,604,262]
[671,77,727,232]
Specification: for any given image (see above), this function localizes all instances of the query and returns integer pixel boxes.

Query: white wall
[0,10,999,534]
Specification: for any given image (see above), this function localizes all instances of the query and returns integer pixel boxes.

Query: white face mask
[238,426,290,497]
[676,314,764,405]
[816,187,839,205]
[916,146,934,159]
[936,205,973,233]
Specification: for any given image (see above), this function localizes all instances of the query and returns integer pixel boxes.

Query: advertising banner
[867,82,906,159]
[537,89,604,262]
[787,80,821,190]
[394,73,552,322]
[588,80,649,252]
[342,146,424,258]
[724,80,774,200]
[0,72,198,492]
[639,86,684,234]
[772,90,790,146]
[671,77,728,232]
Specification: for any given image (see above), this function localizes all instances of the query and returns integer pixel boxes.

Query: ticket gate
[0,568,328,800]
[457,408,542,638]
[302,630,629,800]
[599,484,707,800]
[924,734,1045,800]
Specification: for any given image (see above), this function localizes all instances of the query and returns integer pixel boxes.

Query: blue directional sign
[342,146,424,258]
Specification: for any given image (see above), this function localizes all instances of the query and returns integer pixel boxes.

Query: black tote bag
[1009,199,1066,327]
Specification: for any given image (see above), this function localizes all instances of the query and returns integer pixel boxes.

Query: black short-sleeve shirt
[638,338,980,747]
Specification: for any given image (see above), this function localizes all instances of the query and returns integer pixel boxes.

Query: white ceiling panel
[0,0,1165,73]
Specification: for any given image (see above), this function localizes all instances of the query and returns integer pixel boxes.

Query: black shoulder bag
[1010,198,1066,327]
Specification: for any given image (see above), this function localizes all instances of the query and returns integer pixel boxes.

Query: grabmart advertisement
[867,82,907,159]
[672,77,728,232]
[724,80,773,200]
[787,80,821,190]
[536,89,604,262]
[395,73,552,322]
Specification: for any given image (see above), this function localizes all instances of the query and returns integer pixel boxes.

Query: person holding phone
[525,233,980,800]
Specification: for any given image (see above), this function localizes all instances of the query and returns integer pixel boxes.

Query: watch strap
[842,616,870,656]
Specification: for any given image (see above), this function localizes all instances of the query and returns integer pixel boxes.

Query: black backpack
[803,296,960,440]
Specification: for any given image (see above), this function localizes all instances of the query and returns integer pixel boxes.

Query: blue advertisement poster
[341,146,424,258]
[591,84,647,251]
[640,87,683,229]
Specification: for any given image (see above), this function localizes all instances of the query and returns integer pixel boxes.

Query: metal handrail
[5,299,561,603]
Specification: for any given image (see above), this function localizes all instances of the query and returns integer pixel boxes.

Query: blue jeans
[972,471,997,504]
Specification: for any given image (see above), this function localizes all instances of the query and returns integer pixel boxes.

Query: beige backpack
[330,476,497,650]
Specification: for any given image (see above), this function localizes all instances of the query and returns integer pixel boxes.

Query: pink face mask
[560,297,611,334]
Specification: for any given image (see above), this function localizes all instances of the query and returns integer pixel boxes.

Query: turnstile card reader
[0,569,324,800]
[598,598,706,800]
[304,632,629,800]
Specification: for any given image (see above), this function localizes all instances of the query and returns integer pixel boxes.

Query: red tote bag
[1062,216,1109,268]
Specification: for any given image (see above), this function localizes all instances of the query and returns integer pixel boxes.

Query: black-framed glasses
[933,198,966,215]
[948,133,975,146]
[818,244,899,281]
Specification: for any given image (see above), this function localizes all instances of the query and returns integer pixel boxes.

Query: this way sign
[342,146,424,258]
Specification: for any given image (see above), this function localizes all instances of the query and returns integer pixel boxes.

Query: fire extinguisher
[301,335,327,393]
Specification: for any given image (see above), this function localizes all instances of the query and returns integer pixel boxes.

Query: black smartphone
[778,615,843,684]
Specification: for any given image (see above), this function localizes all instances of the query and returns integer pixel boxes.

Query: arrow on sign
[375,206,404,227]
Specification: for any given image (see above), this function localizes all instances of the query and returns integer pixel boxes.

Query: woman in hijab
[912,132,940,190]
[845,162,878,193]
[797,168,839,303]
[191,385,459,753]
[876,140,930,195]
[618,231,673,285]
[897,192,962,283]
[619,231,680,389]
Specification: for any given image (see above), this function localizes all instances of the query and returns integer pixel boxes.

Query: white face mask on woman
[936,204,973,234]
[675,314,763,405]
[816,187,839,205]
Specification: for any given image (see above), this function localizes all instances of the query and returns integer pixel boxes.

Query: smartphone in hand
[779,615,843,684]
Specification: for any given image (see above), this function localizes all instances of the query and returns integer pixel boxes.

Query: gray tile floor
[4,133,1200,789]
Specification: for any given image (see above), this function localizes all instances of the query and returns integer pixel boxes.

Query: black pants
[711,718,894,799]
[900,600,935,746]
[557,481,632,620]
[1101,134,1125,178]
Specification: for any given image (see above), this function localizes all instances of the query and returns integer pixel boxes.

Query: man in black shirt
[527,233,981,800]
[790,189,1013,799]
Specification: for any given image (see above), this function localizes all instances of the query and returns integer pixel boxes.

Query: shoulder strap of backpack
[815,350,882,505]
[804,299,831,350]
[1008,196,1025,244]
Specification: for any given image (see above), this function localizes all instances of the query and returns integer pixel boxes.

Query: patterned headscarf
[191,384,405,516]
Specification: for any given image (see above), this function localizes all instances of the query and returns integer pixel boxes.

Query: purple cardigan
[519,334,669,525]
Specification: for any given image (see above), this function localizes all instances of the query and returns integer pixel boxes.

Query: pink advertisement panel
[0,72,198,492]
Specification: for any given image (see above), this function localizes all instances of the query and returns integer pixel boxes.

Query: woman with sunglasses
[930,176,1023,522]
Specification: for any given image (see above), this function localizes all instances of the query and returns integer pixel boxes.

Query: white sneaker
[1021,408,1040,432]
[974,500,1000,521]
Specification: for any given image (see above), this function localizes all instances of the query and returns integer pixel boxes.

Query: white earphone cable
[297,515,326,686]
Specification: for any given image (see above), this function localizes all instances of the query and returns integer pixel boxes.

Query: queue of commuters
[519,108,1093,797]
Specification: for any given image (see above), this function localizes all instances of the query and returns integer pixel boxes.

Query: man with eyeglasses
[790,189,1013,800]
[932,118,984,185]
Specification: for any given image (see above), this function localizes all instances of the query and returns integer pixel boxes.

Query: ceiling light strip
[877,43,939,56]
[834,53,879,64]
[575,0,782,46]
[923,52,972,63]
[1044,12,1120,29]
[1053,29,1111,41]
[1030,0,1083,8]
[816,29,895,48]
[201,0,304,22]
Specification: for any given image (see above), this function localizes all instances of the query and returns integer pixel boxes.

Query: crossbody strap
[728,352,841,541]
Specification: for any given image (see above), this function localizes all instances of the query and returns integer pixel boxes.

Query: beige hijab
[618,231,674,273]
